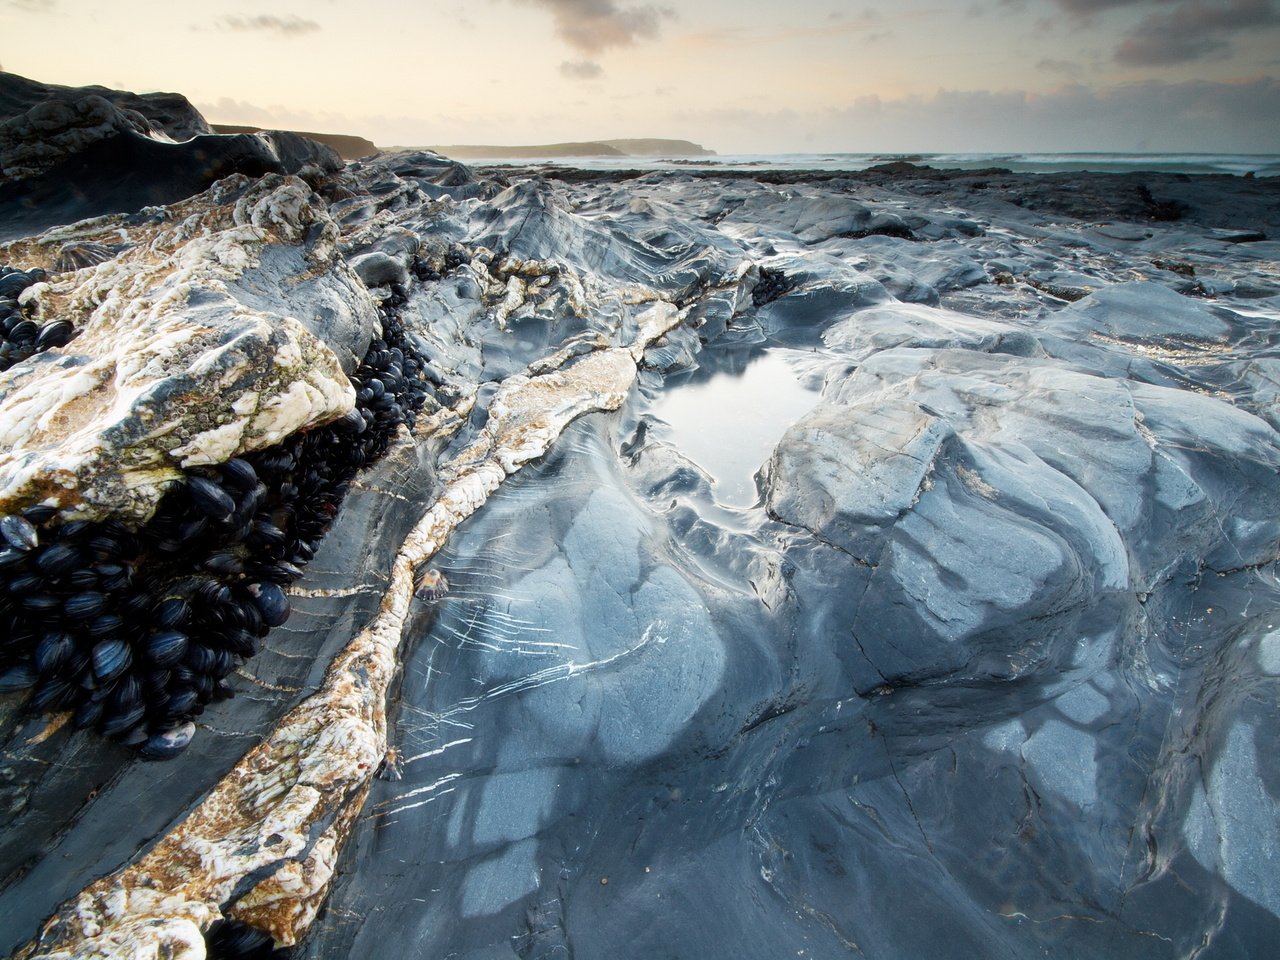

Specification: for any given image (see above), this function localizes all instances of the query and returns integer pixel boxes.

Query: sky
[3,0,1279,153]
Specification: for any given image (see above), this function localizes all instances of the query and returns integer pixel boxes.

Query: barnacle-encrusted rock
[0,174,379,523]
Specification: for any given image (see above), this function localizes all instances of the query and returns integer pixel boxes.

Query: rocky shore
[2,73,1279,959]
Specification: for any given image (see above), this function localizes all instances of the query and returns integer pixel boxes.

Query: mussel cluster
[0,307,433,759]
[410,243,472,283]
[0,265,76,372]
[751,266,797,307]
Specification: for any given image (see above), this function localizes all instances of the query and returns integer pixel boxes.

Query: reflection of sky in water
[652,350,820,508]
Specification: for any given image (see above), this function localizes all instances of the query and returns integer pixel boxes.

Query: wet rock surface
[2,85,1280,960]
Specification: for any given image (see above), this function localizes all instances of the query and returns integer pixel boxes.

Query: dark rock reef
[1,77,1279,960]
[0,73,342,242]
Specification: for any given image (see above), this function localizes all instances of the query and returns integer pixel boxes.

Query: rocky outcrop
[0,72,210,144]
[0,174,375,522]
[0,74,342,241]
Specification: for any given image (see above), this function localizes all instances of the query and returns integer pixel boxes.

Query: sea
[466,151,1280,177]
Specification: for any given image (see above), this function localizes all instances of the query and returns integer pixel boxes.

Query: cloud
[676,9,937,51]
[560,59,604,78]
[1052,0,1152,13]
[216,14,321,37]
[1114,0,1280,65]
[513,0,673,53]
[1037,57,1082,73]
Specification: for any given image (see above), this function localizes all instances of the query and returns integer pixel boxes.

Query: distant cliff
[598,139,715,157]
[211,124,378,160]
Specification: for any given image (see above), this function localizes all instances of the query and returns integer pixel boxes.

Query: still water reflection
[651,350,820,508]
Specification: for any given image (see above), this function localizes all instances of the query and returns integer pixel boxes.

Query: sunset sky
[4,0,1279,153]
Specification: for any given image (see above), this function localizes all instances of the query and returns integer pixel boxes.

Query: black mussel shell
[109,674,142,712]
[1,515,39,551]
[206,918,276,959]
[64,591,107,619]
[31,675,78,716]
[177,516,208,541]
[57,519,93,541]
[221,458,258,491]
[336,408,366,434]
[73,698,104,729]
[0,273,31,299]
[0,663,38,692]
[91,638,131,682]
[86,613,124,637]
[95,562,131,591]
[194,674,213,701]
[248,520,286,551]
[146,630,188,667]
[21,504,57,525]
[247,581,290,627]
[86,534,124,560]
[203,550,244,576]
[236,600,265,637]
[185,644,218,675]
[234,483,267,518]
[222,628,258,657]
[100,703,146,738]
[139,721,196,761]
[153,596,190,628]
[22,594,61,614]
[209,648,236,677]
[255,449,296,473]
[144,669,171,695]
[165,687,199,717]
[222,520,253,545]
[261,561,304,585]
[195,580,232,606]
[7,318,38,343]
[187,476,235,521]
[67,567,99,589]
[35,319,74,351]
[8,571,43,594]
[31,677,78,710]
[62,649,90,680]
[33,632,75,674]
[0,307,432,757]
[36,542,81,575]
